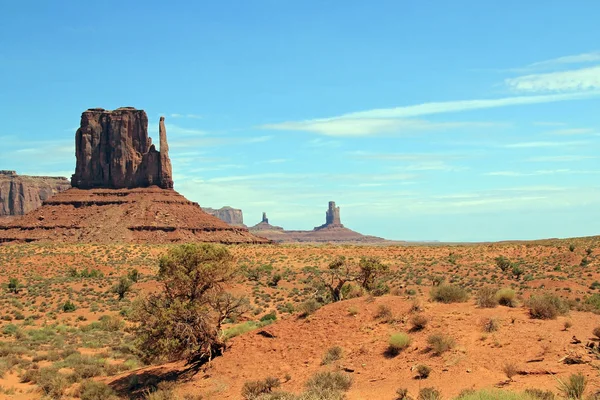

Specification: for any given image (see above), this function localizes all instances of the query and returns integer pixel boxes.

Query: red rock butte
[0,107,269,245]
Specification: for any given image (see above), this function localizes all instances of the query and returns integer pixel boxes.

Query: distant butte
[249,212,284,232]
[0,108,268,245]
[249,202,388,243]
[71,108,173,189]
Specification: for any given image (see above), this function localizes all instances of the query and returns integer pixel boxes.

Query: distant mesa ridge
[202,206,245,226]
[0,171,70,216]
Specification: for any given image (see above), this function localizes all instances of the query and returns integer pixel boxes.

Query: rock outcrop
[0,171,70,216]
[314,201,344,230]
[202,206,245,226]
[249,212,284,232]
[71,107,173,189]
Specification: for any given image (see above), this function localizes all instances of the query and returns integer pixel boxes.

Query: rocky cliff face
[202,206,245,226]
[71,107,173,189]
[0,171,70,216]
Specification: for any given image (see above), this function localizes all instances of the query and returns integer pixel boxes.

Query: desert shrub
[427,333,455,355]
[305,371,352,393]
[260,312,277,323]
[495,256,512,272]
[457,390,538,400]
[527,294,569,319]
[482,317,499,333]
[585,294,600,311]
[79,379,118,400]
[396,388,410,400]
[593,326,600,339]
[7,278,20,294]
[99,315,124,332]
[358,257,389,291]
[375,304,394,322]
[430,284,468,303]
[112,276,133,300]
[30,367,68,399]
[524,389,556,400]
[558,373,586,399]
[496,288,517,307]
[321,346,343,365]
[298,299,321,318]
[134,243,248,362]
[411,314,428,331]
[476,287,498,308]
[416,364,431,379]
[502,363,518,381]
[242,377,281,399]
[128,268,140,283]
[347,306,359,316]
[569,244,576,252]
[387,333,412,356]
[418,387,441,400]
[62,300,76,312]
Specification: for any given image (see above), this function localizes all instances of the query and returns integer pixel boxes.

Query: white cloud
[505,66,600,93]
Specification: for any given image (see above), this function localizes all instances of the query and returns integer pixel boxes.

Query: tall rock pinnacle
[71,107,174,189]
[158,116,173,189]
[314,201,344,230]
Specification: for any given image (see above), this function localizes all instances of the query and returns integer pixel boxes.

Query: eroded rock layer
[0,188,269,244]
[0,171,71,216]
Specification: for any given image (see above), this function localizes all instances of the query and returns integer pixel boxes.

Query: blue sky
[1,1,600,241]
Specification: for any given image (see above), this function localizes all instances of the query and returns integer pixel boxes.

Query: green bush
[62,300,76,313]
[430,284,468,303]
[387,333,412,356]
[527,294,569,319]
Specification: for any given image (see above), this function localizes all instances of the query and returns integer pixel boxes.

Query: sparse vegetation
[476,287,499,308]
[134,243,248,362]
[430,284,468,303]
[558,373,586,400]
[527,293,569,320]
[427,333,455,355]
[321,346,343,365]
[387,332,412,356]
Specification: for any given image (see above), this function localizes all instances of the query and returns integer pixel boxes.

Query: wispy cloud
[502,140,588,148]
[484,169,600,177]
[169,113,202,119]
[262,118,498,137]
[548,128,596,135]
[505,66,600,93]
[259,91,598,136]
[525,51,600,70]
[526,155,596,162]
